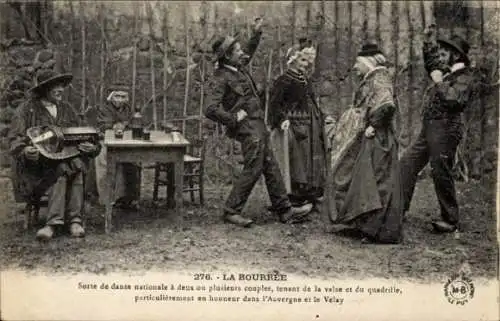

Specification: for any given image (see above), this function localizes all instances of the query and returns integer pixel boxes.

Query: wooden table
[103,130,190,233]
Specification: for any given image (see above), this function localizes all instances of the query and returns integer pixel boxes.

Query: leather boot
[224,214,254,228]
[432,220,458,233]
[312,196,324,213]
[70,223,85,238]
[36,225,54,241]
[280,203,312,223]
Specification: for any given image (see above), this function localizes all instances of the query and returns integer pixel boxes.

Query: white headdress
[286,44,317,66]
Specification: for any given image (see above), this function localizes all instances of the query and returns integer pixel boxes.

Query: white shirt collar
[41,100,57,119]
[222,64,239,72]
[450,62,466,73]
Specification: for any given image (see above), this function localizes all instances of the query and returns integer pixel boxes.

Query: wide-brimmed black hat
[357,43,384,57]
[29,69,73,94]
[298,37,313,49]
[437,35,470,65]
[212,35,238,60]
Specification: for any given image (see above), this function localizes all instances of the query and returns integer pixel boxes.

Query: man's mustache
[239,54,250,64]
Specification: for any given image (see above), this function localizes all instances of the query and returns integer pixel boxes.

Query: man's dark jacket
[204,30,266,139]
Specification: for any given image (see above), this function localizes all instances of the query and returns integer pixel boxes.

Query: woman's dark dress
[327,67,404,243]
[268,69,326,205]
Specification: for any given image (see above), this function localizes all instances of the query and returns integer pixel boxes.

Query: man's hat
[212,35,238,60]
[437,34,470,65]
[29,69,73,94]
[357,43,384,57]
[298,37,313,49]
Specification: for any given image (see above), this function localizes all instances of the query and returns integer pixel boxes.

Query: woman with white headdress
[267,40,327,212]
[94,82,141,209]
[326,44,403,244]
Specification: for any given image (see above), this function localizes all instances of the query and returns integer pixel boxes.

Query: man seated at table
[94,82,141,209]
[9,69,100,240]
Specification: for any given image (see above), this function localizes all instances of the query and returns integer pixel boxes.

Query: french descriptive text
[77,274,403,305]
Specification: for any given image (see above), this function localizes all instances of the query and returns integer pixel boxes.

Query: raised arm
[422,24,450,79]
[242,17,264,65]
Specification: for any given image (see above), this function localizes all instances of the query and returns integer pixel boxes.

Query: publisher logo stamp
[443,273,474,305]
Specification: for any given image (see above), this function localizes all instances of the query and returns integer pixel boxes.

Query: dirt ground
[0,168,497,282]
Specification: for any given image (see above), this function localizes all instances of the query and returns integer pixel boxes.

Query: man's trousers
[224,133,291,216]
[400,118,463,226]
[46,172,84,226]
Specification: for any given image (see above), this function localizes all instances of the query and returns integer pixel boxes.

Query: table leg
[166,163,175,209]
[137,165,142,200]
[105,155,117,234]
[174,155,184,213]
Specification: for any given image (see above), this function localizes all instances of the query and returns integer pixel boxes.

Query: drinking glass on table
[113,122,125,139]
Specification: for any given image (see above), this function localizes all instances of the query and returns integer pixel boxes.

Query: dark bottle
[130,111,144,139]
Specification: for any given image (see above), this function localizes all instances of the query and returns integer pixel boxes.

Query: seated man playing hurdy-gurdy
[9,70,101,241]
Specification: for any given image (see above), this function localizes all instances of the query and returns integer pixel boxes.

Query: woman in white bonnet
[326,43,404,244]
[267,39,327,213]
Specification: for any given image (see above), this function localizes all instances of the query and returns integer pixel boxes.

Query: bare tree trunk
[213,2,223,198]
[347,1,353,100]
[182,4,191,135]
[99,2,106,111]
[264,48,273,127]
[391,1,402,152]
[362,0,368,42]
[406,1,414,146]
[420,0,426,29]
[162,3,169,124]
[247,17,253,76]
[0,2,7,40]
[291,0,296,45]
[79,0,86,117]
[277,24,284,75]
[43,0,53,40]
[479,0,486,180]
[24,1,41,40]
[306,1,311,37]
[68,0,75,99]
[376,0,382,44]
[199,0,209,138]
[334,1,340,112]
[131,3,138,110]
[312,0,325,81]
[147,2,157,130]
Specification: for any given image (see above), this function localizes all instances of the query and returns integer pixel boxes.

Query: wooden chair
[152,135,207,205]
[21,196,49,230]
[10,156,48,230]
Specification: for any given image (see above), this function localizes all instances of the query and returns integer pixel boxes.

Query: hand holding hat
[252,17,263,33]
[236,109,248,122]
[424,24,437,42]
